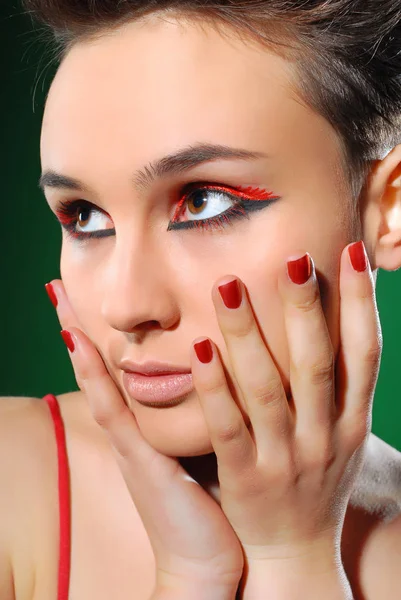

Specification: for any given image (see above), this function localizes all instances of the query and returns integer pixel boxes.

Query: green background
[2,3,401,451]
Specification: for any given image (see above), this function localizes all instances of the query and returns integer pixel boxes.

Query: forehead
[40,16,336,177]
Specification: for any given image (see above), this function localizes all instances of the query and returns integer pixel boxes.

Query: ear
[363,144,401,272]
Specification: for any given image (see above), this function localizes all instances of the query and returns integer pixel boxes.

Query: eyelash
[55,182,281,241]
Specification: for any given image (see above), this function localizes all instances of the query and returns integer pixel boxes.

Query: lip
[119,359,192,376]
[122,371,194,408]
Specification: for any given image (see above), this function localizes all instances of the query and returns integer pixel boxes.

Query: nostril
[140,320,161,331]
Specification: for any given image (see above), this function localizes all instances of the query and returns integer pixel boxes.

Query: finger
[45,279,83,332]
[277,253,336,454]
[59,327,160,467]
[211,277,292,459]
[190,337,255,477]
[336,241,382,451]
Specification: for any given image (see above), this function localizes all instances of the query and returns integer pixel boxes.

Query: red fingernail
[45,282,58,308]
[218,279,242,309]
[349,241,367,272]
[287,254,312,285]
[194,339,213,364]
[60,330,75,353]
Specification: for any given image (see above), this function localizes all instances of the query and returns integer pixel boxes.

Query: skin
[40,15,401,471]
[0,10,395,600]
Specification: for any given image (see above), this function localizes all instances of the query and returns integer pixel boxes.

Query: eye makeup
[53,181,281,241]
[55,200,114,240]
[168,182,280,232]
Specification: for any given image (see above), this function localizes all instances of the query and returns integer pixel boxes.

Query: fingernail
[218,279,242,309]
[349,241,367,272]
[60,330,75,353]
[45,282,58,308]
[194,339,213,364]
[287,253,312,285]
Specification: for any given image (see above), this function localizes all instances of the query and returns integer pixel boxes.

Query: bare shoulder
[0,396,47,600]
[0,394,65,477]
[0,392,84,600]
[345,433,401,599]
[0,391,93,505]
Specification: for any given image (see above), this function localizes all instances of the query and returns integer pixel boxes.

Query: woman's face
[41,15,362,457]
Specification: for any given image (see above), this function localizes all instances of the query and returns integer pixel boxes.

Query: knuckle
[343,415,370,451]
[216,419,244,444]
[93,398,127,431]
[252,378,283,407]
[293,287,320,314]
[359,284,376,302]
[77,362,104,386]
[91,405,113,429]
[363,341,382,367]
[230,314,255,339]
[202,376,227,397]
[307,355,334,387]
[77,366,91,384]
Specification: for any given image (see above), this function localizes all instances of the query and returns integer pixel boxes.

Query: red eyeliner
[55,200,113,240]
[56,210,76,227]
[171,183,278,223]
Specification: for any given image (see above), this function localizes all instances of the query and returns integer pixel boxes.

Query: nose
[100,233,179,334]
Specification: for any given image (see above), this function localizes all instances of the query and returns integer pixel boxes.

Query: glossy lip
[122,371,194,408]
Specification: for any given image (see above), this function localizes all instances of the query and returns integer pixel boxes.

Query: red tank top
[43,394,71,600]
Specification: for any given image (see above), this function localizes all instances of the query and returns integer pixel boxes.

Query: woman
[2,1,401,598]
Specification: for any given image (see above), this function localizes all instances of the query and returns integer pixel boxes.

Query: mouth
[120,360,194,408]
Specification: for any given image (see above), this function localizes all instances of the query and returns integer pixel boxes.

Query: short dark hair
[23,0,401,196]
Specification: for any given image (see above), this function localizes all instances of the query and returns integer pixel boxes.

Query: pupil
[192,191,206,209]
[78,207,90,225]
[189,190,208,214]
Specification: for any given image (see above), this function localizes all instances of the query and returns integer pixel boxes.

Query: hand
[45,280,244,599]
[189,241,382,570]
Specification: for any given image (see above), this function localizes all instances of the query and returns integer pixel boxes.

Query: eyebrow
[38,142,268,193]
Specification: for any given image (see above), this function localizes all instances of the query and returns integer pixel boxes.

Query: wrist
[151,572,239,600]
[151,585,238,600]
[239,543,353,600]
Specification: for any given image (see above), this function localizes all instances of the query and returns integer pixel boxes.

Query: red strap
[43,394,71,600]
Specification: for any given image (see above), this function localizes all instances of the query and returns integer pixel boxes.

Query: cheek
[60,249,102,327]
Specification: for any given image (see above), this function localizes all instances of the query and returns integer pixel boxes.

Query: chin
[148,433,214,458]
[133,401,216,457]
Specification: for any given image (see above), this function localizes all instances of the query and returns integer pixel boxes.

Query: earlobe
[366,145,401,272]
[375,229,401,272]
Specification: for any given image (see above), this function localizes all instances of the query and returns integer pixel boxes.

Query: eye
[75,205,110,233]
[173,186,235,223]
[168,182,280,232]
[54,183,280,240]
[55,199,114,239]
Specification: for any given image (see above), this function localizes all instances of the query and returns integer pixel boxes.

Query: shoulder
[0,394,70,479]
[0,396,53,600]
[0,390,98,448]
[0,393,84,600]
[0,391,96,484]
[0,395,54,486]
[355,509,401,600]
[0,394,69,524]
